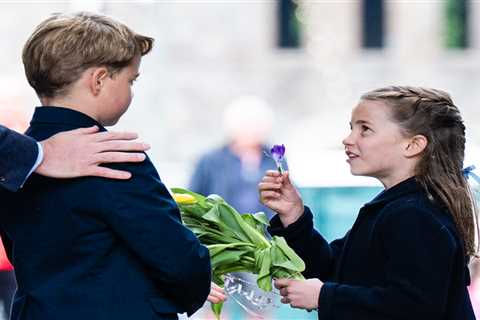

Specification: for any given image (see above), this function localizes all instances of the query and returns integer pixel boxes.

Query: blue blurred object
[299,186,382,241]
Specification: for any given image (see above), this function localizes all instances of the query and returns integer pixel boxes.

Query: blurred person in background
[190,95,286,219]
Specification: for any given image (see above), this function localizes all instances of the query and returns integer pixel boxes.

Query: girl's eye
[129,79,137,85]
[360,125,373,135]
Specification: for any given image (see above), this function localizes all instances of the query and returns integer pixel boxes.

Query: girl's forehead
[351,100,392,123]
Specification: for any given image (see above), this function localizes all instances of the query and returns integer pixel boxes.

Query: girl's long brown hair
[362,86,478,256]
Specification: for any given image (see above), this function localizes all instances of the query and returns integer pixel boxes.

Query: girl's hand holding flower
[258,170,304,227]
[274,278,323,311]
[260,144,304,227]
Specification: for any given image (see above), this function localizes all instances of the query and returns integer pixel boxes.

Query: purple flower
[268,144,286,173]
[270,144,285,162]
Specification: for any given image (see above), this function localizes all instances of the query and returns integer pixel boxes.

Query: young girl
[258,86,477,319]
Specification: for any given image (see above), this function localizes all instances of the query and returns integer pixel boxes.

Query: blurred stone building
[0,0,479,188]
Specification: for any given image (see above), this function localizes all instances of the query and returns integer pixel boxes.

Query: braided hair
[361,86,478,256]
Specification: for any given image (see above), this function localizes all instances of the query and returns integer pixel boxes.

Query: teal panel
[299,187,382,241]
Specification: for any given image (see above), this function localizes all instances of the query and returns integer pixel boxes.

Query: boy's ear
[404,134,428,158]
[90,67,109,96]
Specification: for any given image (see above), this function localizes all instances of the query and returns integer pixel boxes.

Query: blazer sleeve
[100,160,211,316]
[0,125,39,192]
[317,204,457,320]
[268,206,346,280]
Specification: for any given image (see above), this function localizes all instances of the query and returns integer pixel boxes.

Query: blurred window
[445,0,469,48]
[277,0,301,48]
[362,0,384,49]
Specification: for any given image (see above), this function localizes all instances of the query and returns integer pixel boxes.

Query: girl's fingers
[283,171,294,187]
[261,176,277,183]
[265,170,282,177]
[260,191,280,199]
[279,287,289,296]
[274,278,291,289]
[258,182,282,191]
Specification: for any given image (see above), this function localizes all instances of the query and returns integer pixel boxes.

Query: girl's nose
[342,132,354,146]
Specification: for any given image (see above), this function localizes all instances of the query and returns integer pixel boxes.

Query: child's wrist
[280,204,304,227]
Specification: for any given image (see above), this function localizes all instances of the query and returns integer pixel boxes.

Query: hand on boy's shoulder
[36,125,150,180]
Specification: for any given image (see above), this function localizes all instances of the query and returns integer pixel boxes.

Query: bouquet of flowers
[171,187,305,319]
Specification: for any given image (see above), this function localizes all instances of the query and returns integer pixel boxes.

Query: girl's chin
[350,171,362,176]
[349,167,366,176]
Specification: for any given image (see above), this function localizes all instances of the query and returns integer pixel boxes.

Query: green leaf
[272,236,305,272]
[270,244,302,271]
[252,212,270,226]
[208,243,255,256]
[271,267,304,280]
[255,248,273,291]
[211,250,242,269]
[172,187,307,294]
[211,301,223,320]
[241,213,269,236]
[203,204,252,243]
[181,205,208,219]
[217,204,271,247]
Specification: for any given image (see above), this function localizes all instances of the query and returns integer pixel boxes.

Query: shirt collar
[30,106,105,130]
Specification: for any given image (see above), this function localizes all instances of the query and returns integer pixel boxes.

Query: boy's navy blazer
[0,107,211,320]
[0,125,38,192]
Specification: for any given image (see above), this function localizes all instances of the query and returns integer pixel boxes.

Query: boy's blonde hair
[22,12,153,98]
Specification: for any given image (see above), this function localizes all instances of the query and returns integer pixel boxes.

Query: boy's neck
[41,97,101,124]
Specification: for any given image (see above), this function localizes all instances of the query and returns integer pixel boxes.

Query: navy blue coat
[269,177,475,319]
[0,107,211,320]
[0,125,38,192]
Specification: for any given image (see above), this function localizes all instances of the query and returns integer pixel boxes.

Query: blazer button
[0,177,5,182]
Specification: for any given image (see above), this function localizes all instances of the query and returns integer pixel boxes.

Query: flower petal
[270,144,285,162]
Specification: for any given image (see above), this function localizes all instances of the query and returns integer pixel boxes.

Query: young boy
[0,12,212,320]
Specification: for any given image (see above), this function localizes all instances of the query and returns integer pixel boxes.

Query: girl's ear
[90,67,109,96]
[404,134,428,158]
